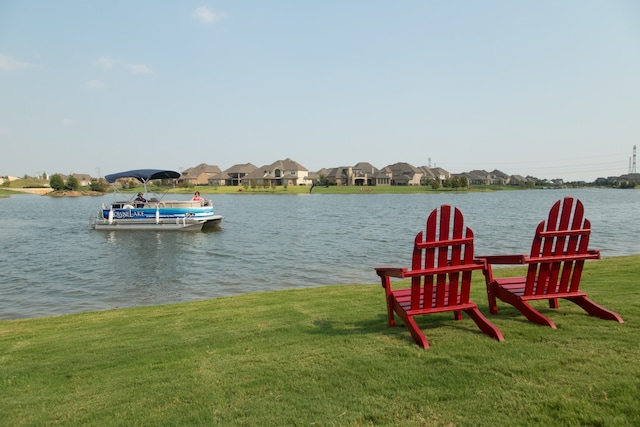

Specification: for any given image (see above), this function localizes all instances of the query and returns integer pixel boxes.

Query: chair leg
[386,294,396,327]
[404,315,429,349]
[510,298,557,329]
[465,308,505,342]
[453,310,462,321]
[494,287,557,328]
[392,301,429,349]
[486,282,499,315]
[566,296,624,323]
[548,298,559,309]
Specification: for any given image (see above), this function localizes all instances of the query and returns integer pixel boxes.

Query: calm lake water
[1,189,638,320]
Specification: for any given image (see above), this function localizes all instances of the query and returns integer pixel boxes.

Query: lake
[0,188,638,320]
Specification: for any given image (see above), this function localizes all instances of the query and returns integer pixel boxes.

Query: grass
[1,255,639,426]
[181,184,518,195]
[1,178,51,189]
[121,184,477,195]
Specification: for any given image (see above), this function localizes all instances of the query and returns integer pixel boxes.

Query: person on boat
[192,191,202,201]
[134,192,146,203]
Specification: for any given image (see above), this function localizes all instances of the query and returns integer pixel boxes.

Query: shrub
[50,174,64,191]
[89,178,108,192]
[65,175,79,191]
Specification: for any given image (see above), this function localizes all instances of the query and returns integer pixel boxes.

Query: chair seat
[494,280,587,301]
[392,287,478,315]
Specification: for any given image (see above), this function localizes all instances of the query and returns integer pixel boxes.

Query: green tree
[451,176,461,189]
[318,174,331,186]
[430,179,440,190]
[50,174,64,191]
[89,178,108,192]
[65,175,79,190]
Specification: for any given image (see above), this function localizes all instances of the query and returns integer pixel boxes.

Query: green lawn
[1,255,639,426]
[180,183,516,195]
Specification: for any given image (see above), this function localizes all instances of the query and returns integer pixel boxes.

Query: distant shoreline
[2,184,636,198]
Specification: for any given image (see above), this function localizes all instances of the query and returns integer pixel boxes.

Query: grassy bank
[1,256,639,426]
[182,183,520,195]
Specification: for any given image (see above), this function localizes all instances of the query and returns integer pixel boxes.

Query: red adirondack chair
[478,197,624,328]
[375,205,504,349]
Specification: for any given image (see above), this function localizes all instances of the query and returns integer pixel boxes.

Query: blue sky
[1,1,638,181]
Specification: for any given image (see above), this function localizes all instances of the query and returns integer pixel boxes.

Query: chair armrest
[523,249,601,264]
[375,267,408,292]
[374,267,407,279]
[475,254,526,265]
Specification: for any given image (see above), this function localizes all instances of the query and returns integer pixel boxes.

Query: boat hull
[92,217,207,231]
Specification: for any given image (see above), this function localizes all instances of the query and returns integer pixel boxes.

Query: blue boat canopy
[105,169,181,184]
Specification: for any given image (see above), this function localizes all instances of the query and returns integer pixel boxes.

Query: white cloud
[193,6,226,24]
[94,56,152,74]
[96,56,115,68]
[0,127,10,134]
[127,64,152,74]
[85,80,106,90]
[0,54,30,71]
[62,118,76,126]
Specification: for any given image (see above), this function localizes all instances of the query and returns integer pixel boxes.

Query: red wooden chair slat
[375,205,504,349]
[478,197,623,329]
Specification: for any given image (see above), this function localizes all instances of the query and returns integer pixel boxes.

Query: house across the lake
[9,150,637,188]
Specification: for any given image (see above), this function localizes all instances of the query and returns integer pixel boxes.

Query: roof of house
[70,173,93,181]
[418,166,436,179]
[386,162,421,173]
[222,163,258,174]
[491,169,509,179]
[352,162,378,173]
[325,167,350,179]
[181,163,221,179]
[314,168,332,176]
[265,158,308,172]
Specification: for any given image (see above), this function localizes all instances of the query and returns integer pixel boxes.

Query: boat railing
[106,199,212,209]
[158,200,211,208]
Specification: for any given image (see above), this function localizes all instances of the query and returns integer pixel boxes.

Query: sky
[1,1,639,181]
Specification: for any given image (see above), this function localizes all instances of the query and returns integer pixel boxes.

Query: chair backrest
[409,205,479,310]
[525,197,596,296]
